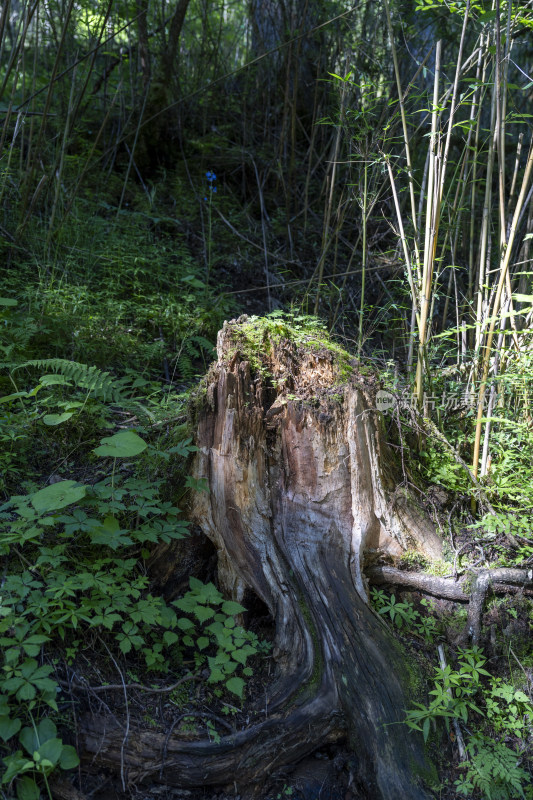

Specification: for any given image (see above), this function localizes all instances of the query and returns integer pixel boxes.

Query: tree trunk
[81,316,442,797]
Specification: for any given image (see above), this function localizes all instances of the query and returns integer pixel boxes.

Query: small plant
[455,735,530,800]
[370,589,438,642]
[174,576,271,699]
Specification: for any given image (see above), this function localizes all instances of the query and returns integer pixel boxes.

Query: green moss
[227,311,354,383]
[293,590,323,699]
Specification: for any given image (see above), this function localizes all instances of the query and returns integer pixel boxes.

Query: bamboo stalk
[415,40,442,410]
[472,145,533,478]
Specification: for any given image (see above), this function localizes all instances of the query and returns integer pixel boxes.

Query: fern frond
[12,359,151,417]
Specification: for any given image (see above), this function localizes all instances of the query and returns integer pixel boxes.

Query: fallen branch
[60,672,200,695]
[366,565,533,645]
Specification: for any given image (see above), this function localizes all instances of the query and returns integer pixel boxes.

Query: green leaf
[43,412,74,426]
[422,717,430,742]
[16,776,40,800]
[31,481,86,513]
[221,601,246,615]
[37,737,63,766]
[0,715,21,742]
[59,745,80,770]
[196,636,209,650]
[207,667,225,683]
[16,683,36,701]
[193,605,215,623]
[39,374,72,387]
[0,297,17,307]
[225,676,245,699]
[94,430,147,458]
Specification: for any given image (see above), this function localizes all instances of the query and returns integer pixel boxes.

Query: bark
[191,318,439,795]
[81,317,442,797]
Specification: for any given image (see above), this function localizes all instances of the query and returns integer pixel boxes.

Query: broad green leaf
[31,481,86,513]
[16,683,36,701]
[118,637,132,654]
[43,412,74,426]
[0,391,29,403]
[59,745,80,770]
[207,667,225,683]
[196,636,209,650]
[16,776,40,800]
[0,715,21,742]
[221,600,246,615]
[37,718,57,743]
[94,430,147,458]
[226,676,245,698]
[37,737,62,766]
[193,605,215,623]
[19,726,38,755]
[0,297,17,306]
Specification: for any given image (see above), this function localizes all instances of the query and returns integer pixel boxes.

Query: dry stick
[480,301,509,476]
[61,672,199,695]
[468,38,488,325]
[251,156,271,312]
[99,639,129,793]
[418,7,471,403]
[56,83,122,231]
[508,132,524,218]
[0,42,23,160]
[358,160,368,360]
[437,644,466,761]
[441,152,473,330]
[465,568,533,645]
[303,50,322,234]
[0,0,11,77]
[329,230,361,331]
[46,66,77,253]
[24,0,39,178]
[0,0,39,103]
[472,145,533,480]
[495,0,507,247]
[382,0,420,265]
[474,60,498,354]
[415,40,442,410]
[314,79,346,315]
[17,0,76,234]
[116,82,150,217]
[384,158,420,332]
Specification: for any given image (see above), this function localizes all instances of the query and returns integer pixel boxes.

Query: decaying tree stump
[81,317,444,798]
[189,318,442,797]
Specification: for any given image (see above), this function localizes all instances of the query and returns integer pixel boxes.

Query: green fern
[456,735,530,800]
[12,359,150,416]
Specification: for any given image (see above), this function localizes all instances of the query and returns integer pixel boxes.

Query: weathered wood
[189,319,437,797]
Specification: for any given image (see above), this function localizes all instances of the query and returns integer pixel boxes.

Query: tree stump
[190,317,440,797]
[81,317,442,798]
